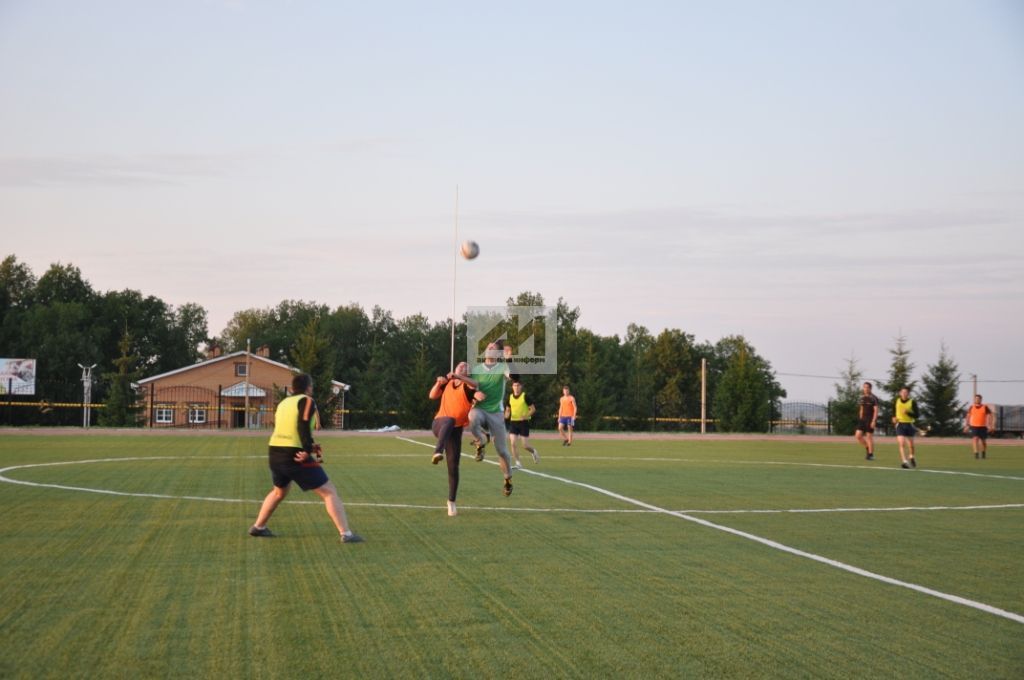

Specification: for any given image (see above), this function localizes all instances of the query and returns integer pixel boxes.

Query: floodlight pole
[78,363,96,429]
[244,338,252,429]
[450,185,459,373]
[700,358,707,434]
[334,383,350,430]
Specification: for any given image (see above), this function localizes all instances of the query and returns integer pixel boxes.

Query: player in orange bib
[558,385,578,446]
[428,362,483,516]
[964,394,995,460]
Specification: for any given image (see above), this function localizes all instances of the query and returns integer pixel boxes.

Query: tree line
[1,255,966,433]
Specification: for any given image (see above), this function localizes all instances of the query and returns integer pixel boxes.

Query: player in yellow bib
[504,378,539,469]
[249,373,363,543]
[892,386,918,469]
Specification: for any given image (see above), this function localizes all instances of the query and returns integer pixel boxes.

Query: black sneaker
[865,453,874,461]
[901,462,910,469]
[431,452,444,465]
[909,458,916,468]
[503,478,513,496]
[974,452,979,459]
[562,440,568,447]
[341,533,364,544]
[248,526,273,537]
[981,451,987,460]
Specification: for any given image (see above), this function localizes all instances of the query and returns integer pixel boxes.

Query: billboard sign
[0,358,36,395]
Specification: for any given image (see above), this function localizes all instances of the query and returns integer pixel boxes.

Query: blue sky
[1,1,1022,403]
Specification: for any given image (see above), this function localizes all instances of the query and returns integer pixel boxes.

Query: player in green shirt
[468,341,515,496]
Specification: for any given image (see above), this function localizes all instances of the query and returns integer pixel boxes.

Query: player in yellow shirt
[892,386,918,469]
[249,373,363,543]
[504,378,539,469]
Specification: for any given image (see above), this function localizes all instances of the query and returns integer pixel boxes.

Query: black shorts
[895,423,916,437]
[970,426,988,440]
[508,420,531,437]
[856,420,874,434]
[268,446,329,491]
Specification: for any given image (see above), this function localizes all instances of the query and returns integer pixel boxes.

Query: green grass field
[0,432,1021,678]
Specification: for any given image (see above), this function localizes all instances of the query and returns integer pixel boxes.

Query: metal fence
[4,383,1023,437]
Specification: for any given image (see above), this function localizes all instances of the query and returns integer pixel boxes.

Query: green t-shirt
[471,362,507,413]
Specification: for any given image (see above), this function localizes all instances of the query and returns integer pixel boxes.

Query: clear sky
[2,1,1022,404]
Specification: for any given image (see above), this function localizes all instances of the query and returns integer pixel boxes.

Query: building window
[235,363,248,377]
[155,405,174,424]
[188,406,207,424]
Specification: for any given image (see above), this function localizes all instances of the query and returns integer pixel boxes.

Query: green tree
[714,340,771,432]
[290,315,336,425]
[648,329,697,430]
[99,329,142,427]
[33,262,95,306]
[399,347,436,428]
[622,324,655,429]
[880,334,915,430]
[0,255,36,313]
[831,356,863,435]
[573,330,620,431]
[918,344,963,436]
[221,300,328,361]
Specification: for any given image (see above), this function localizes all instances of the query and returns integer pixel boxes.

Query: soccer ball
[460,240,480,260]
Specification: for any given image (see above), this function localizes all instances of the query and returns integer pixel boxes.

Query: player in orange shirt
[964,394,995,460]
[558,385,578,446]
[428,362,483,516]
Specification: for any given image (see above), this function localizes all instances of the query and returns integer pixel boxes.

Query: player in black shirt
[854,382,879,460]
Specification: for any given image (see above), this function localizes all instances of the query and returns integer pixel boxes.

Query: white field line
[4,449,1024,622]
[3,449,1021,519]
[397,436,1024,625]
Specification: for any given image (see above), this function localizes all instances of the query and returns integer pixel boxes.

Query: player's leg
[486,412,514,495]
[312,481,362,542]
[524,434,539,463]
[252,484,289,534]
[445,426,462,515]
[432,417,454,464]
[468,408,488,460]
[509,432,522,468]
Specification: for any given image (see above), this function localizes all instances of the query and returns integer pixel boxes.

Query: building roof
[137,350,350,390]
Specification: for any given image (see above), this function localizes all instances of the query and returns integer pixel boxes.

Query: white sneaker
[512,462,523,470]
[447,501,457,517]
[530,447,539,464]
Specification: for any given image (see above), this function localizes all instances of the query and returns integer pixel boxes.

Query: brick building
[137,346,349,429]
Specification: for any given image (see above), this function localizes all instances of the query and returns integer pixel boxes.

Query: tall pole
[244,338,251,429]
[78,363,96,429]
[971,373,978,399]
[700,357,707,434]
[450,185,459,373]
